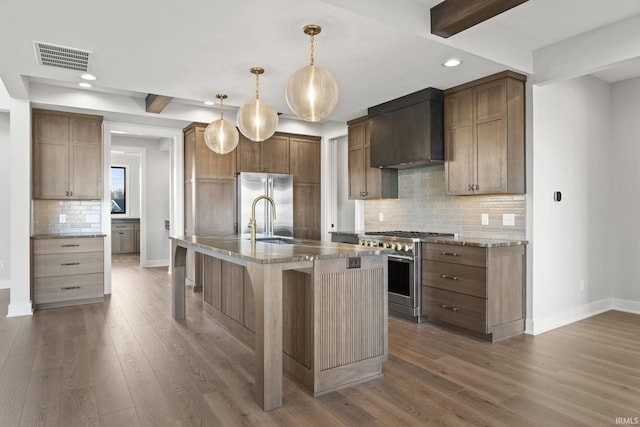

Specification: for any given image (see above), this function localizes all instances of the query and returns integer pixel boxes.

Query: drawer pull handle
[60,244,80,247]
[61,286,80,290]
[441,251,460,257]
[440,304,459,312]
[441,274,459,280]
[61,262,80,266]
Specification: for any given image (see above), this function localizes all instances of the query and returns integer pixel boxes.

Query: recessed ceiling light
[80,73,96,80]
[204,101,215,106]
[443,59,462,67]
[78,82,92,88]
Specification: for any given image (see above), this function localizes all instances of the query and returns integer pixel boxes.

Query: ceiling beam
[430,0,529,39]
[145,94,173,114]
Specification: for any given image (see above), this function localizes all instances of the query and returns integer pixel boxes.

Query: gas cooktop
[362,231,454,239]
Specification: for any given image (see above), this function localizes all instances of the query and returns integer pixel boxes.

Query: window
[111,166,126,214]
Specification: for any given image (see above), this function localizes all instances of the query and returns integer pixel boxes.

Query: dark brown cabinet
[444,71,526,195]
[32,109,103,200]
[347,116,398,200]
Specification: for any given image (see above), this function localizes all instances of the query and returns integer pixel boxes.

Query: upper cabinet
[184,123,236,181]
[348,116,398,200]
[444,71,526,195]
[237,134,290,174]
[32,109,103,200]
[289,136,321,240]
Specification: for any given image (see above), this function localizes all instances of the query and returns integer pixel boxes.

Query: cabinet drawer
[423,243,486,267]
[111,223,135,231]
[34,273,104,304]
[422,286,487,333]
[33,237,104,255]
[422,260,486,298]
[33,252,104,278]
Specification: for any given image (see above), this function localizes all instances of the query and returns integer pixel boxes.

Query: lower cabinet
[112,222,140,254]
[421,242,525,341]
[32,236,105,308]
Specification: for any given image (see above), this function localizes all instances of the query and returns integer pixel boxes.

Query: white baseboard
[612,298,640,314]
[141,259,169,268]
[7,302,33,317]
[526,298,613,335]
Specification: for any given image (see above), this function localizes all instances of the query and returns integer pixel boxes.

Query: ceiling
[1,0,640,124]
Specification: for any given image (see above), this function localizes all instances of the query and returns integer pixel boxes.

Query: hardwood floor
[1,254,639,426]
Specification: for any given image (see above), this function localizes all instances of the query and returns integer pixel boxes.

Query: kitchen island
[171,235,390,411]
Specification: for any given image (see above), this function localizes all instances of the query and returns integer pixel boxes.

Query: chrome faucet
[248,195,277,243]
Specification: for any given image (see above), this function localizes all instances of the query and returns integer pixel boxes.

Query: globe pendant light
[285,24,339,122]
[237,67,279,142]
[204,94,239,154]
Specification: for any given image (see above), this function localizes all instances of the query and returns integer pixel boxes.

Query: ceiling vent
[33,41,91,71]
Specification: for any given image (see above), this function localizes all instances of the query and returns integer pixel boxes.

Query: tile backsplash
[33,200,102,234]
[364,165,526,239]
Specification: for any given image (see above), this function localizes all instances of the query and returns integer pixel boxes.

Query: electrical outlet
[59,214,67,224]
[347,257,361,269]
[502,213,515,226]
[481,213,489,225]
[378,212,384,222]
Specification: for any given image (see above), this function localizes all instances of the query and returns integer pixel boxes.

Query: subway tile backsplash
[364,165,526,239]
[33,200,102,234]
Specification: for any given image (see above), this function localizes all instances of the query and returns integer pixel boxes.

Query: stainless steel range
[359,231,454,322]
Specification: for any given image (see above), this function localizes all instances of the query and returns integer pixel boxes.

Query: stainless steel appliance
[237,172,293,237]
[358,231,454,322]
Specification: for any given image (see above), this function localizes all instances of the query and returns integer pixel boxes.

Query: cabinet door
[348,120,366,199]
[221,261,244,323]
[119,230,136,253]
[195,126,236,179]
[445,89,475,195]
[262,135,290,173]
[364,144,382,199]
[290,137,320,184]
[237,134,262,172]
[194,180,236,235]
[111,233,121,254]
[293,183,320,240]
[70,117,103,199]
[474,80,507,194]
[184,128,196,182]
[33,113,70,199]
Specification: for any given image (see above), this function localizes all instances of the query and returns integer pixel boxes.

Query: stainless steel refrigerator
[237,172,293,237]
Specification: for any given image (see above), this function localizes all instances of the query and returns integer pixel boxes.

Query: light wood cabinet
[347,116,398,200]
[237,134,290,174]
[421,242,525,341]
[290,136,321,240]
[183,123,237,289]
[111,222,139,254]
[32,109,103,200]
[32,236,104,308]
[444,71,526,195]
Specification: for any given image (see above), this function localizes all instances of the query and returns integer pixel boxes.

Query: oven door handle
[388,255,414,262]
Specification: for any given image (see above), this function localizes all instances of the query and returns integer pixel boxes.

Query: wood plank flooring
[1,254,639,426]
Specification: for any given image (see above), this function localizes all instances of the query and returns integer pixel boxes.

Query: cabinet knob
[468,184,473,192]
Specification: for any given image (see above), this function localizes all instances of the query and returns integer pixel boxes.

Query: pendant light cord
[310,34,315,66]
[255,73,260,100]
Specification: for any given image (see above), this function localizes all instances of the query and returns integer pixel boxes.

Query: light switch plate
[481,214,489,225]
[378,212,384,222]
[503,213,515,226]
[59,214,67,223]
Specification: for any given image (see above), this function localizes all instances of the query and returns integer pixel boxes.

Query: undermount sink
[253,237,309,245]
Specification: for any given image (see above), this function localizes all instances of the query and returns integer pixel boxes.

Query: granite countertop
[32,232,107,239]
[111,217,140,223]
[422,236,528,248]
[172,234,391,265]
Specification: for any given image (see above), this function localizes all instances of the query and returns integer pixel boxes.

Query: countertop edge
[422,237,528,248]
[31,233,107,239]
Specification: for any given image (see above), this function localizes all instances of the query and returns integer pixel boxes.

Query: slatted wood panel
[319,268,385,371]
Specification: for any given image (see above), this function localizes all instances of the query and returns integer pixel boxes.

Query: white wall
[530,75,613,333]
[611,77,640,305]
[112,136,170,265]
[0,113,10,288]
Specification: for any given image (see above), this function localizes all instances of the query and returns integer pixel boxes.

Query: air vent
[33,41,91,71]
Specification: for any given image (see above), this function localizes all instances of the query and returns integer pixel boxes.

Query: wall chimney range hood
[368,87,444,169]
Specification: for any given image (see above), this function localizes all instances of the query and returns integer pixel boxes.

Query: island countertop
[171,234,391,264]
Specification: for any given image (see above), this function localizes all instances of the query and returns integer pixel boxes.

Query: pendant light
[285,24,339,122]
[236,67,279,142]
[204,94,239,154]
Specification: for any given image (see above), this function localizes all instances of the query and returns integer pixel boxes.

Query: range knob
[403,244,411,252]
[388,243,396,250]
[368,241,375,247]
